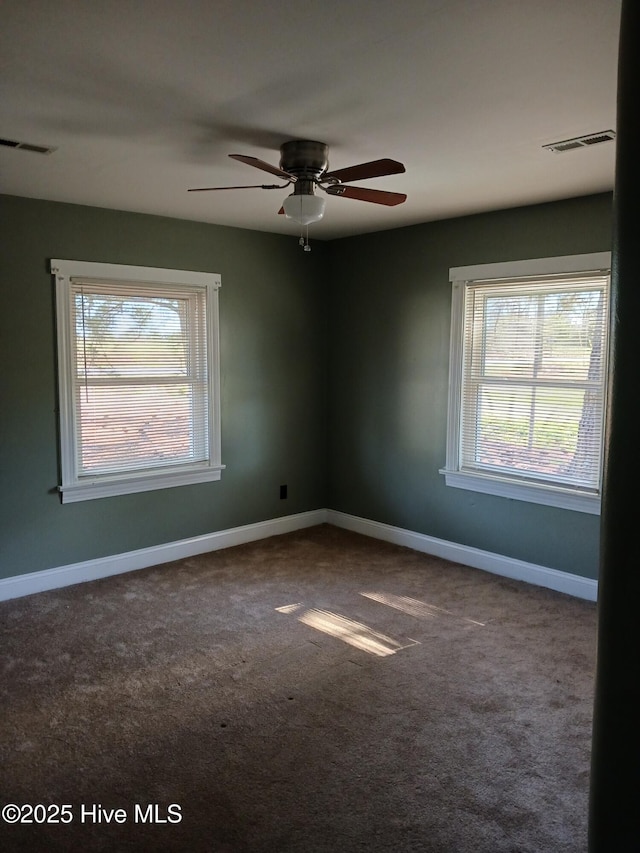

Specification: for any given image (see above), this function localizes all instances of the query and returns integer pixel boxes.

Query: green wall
[0,191,612,583]
[0,195,328,578]
[327,193,612,579]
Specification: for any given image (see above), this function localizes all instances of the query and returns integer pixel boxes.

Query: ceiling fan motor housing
[279,140,329,181]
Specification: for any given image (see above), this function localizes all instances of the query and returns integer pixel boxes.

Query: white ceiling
[0,0,621,240]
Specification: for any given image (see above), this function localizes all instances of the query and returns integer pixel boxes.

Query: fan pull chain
[299,226,312,252]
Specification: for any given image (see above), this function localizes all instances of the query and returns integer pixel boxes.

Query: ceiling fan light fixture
[282,192,326,225]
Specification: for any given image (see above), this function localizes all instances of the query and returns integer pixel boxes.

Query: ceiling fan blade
[229,154,295,180]
[188,183,288,192]
[324,158,405,183]
[325,185,407,206]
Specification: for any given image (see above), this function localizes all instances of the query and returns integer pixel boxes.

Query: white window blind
[442,253,611,513]
[52,260,223,502]
[460,273,609,492]
[72,280,209,476]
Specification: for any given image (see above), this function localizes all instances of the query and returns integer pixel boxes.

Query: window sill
[439,468,600,515]
[59,465,225,503]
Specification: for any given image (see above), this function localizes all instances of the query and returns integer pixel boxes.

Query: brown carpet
[0,524,596,852]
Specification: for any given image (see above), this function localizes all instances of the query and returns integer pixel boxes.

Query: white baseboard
[0,508,597,603]
[0,510,328,602]
[327,510,598,602]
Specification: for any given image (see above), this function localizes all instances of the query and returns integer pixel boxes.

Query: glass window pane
[465,384,601,487]
[78,384,208,474]
[74,293,190,379]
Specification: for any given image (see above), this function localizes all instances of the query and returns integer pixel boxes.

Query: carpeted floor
[0,524,596,852]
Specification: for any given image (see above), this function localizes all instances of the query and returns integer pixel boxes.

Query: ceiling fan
[189,140,407,249]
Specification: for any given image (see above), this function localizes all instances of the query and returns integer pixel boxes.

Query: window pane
[482,288,606,382]
[74,293,191,379]
[463,384,602,488]
[77,384,208,474]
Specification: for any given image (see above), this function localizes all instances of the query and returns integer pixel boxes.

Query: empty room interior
[1,2,635,851]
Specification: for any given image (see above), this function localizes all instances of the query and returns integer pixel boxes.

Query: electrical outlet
[280,484,288,500]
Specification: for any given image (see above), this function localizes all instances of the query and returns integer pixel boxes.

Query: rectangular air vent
[543,130,616,154]
[0,137,56,155]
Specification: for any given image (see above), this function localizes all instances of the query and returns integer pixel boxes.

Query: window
[51,260,223,503]
[441,253,610,514]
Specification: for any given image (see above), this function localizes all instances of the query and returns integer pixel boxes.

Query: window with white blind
[441,253,611,514]
[52,260,223,503]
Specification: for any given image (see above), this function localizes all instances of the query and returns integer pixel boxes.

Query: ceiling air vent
[543,130,616,154]
[0,137,56,155]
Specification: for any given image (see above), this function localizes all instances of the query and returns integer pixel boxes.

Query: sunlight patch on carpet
[275,603,303,614]
[360,591,486,626]
[296,608,420,657]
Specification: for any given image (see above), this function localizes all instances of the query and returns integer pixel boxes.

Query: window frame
[440,252,611,515]
[51,259,223,503]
